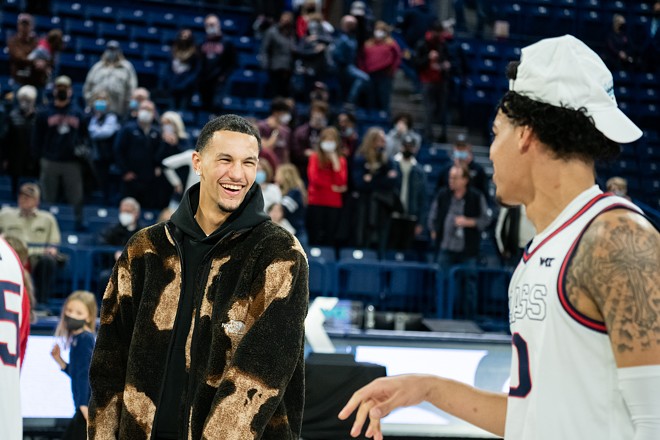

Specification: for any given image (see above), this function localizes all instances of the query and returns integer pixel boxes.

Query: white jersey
[0,237,28,440]
[504,186,644,440]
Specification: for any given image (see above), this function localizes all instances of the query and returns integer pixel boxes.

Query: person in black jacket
[428,164,490,318]
[436,134,489,199]
[88,114,308,439]
[113,99,166,209]
[198,14,237,112]
[32,75,86,229]
[3,85,39,196]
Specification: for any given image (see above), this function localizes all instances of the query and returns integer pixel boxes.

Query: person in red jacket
[358,21,401,113]
[306,126,348,246]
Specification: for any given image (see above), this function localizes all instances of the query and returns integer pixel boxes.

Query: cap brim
[590,107,643,144]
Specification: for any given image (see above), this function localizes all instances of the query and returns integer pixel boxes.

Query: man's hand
[338,375,431,440]
[455,216,476,228]
[123,171,136,182]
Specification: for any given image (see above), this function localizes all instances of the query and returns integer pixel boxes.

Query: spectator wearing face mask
[83,41,137,118]
[606,176,631,200]
[291,100,329,179]
[257,159,282,213]
[96,197,142,298]
[306,127,348,246]
[257,97,293,171]
[166,29,200,111]
[260,11,297,98]
[337,111,359,161]
[391,134,429,249]
[32,75,87,230]
[357,21,401,113]
[605,14,635,71]
[88,89,121,205]
[159,111,192,208]
[295,13,335,101]
[125,87,151,122]
[385,112,422,158]
[113,100,166,209]
[436,134,488,199]
[352,126,401,254]
[198,15,236,112]
[2,85,39,196]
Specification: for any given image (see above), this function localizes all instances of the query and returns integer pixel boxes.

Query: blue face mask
[255,170,267,185]
[454,150,469,161]
[129,99,138,110]
[94,99,107,112]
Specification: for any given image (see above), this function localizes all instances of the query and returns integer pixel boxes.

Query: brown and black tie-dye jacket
[88,194,309,439]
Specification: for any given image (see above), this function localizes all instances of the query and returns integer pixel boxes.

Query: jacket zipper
[149,223,185,440]
[181,230,247,435]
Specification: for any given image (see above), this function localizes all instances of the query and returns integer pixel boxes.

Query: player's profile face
[490,110,526,206]
[194,130,260,215]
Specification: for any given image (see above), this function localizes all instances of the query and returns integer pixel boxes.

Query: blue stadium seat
[117,8,147,26]
[142,43,171,62]
[577,10,608,44]
[232,36,260,53]
[382,261,438,314]
[238,52,261,70]
[64,18,97,38]
[226,69,267,99]
[307,246,336,261]
[243,98,270,118]
[339,248,379,261]
[131,25,162,44]
[85,4,116,22]
[336,261,384,306]
[33,15,63,33]
[52,2,85,20]
[58,52,91,82]
[147,10,179,29]
[76,36,107,56]
[219,96,247,114]
[97,22,130,41]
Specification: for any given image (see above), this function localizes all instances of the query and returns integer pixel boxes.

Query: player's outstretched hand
[338,374,431,439]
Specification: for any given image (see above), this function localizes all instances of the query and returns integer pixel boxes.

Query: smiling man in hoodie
[88,114,309,439]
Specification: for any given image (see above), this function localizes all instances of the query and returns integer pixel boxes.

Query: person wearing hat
[391,133,428,249]
[339,35,660,439]
[3,85,40,196]
[32,75,87,230]
[0,182,61,309]
[83,40,137,117]
[435,132,489,199]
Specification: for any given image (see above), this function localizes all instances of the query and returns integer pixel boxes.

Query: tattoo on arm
[566,213,660,356]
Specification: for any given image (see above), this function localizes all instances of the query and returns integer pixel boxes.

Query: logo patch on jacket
[222,320,246,335]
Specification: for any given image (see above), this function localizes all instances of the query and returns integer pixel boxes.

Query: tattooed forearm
[566,211,660,357]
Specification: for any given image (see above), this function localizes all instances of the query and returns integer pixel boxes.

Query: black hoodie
[153,182,268,439]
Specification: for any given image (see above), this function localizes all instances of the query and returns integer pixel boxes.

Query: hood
[170,182,269,243]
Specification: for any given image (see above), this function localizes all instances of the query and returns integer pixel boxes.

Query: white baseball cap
[509,34,642,144]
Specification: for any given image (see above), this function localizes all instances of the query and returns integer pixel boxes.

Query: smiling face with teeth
[192,129,260,230]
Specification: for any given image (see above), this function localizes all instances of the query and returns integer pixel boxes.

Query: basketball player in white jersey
[338,35,660,440]
[0,235,30,440]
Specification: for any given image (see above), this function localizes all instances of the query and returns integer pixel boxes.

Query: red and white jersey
[0,237,29,440]
[505,186,643,440]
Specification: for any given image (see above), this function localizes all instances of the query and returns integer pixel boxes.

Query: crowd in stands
[0,0,658,321]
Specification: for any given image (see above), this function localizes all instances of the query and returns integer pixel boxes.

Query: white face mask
[320,140,336,152]
[119,212,135,227]
[374,30,386,39]
[279,113,292,125]
[137,109,153,124]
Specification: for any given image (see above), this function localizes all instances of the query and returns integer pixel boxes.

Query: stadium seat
[339,248,378,261]
[85,4,116,23]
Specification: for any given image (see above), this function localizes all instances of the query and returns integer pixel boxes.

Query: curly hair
[499,62,620,162]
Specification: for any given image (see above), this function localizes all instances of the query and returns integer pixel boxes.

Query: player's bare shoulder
[566,209,660,360]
